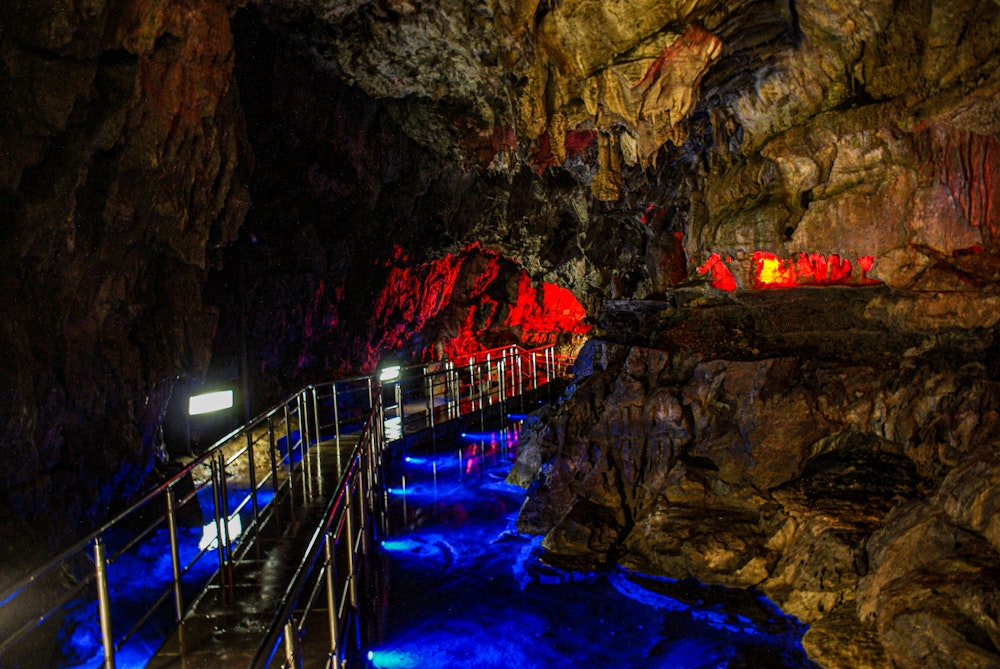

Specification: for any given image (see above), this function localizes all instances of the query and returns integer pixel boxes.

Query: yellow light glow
[757,257,795,286]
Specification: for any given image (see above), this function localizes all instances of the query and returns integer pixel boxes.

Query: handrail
[0,343,576,669]
[253,343,576,667]
[249,413,376,668]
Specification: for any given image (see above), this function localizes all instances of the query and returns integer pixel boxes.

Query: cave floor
[368,423,820,669]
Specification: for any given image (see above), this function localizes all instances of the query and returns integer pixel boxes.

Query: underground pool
[369,420,819,669]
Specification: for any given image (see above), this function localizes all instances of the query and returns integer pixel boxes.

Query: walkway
[148,434,359,668]
[0,345,573,669]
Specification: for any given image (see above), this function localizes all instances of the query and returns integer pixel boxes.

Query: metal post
[298,393,312,499]
[333,383,341,468]
[93,537,116,669]
[298,392,310,456]
[268,416,280,498]
[166,488,184,622]
[531,350,538,391]
[517,353,524,396]
[486,353,493,406]
[500,358,507,402]
[345,490,359,609]
[324,534,339,664]
[357,463,370,558]
[283,403,291,467]
[209,458,228,599]
[284,618,302,669]
[217,451,232,562]
[246,432,259,525]
[426,371,435,429]
[313,386,322,450]
[395,381,404,445]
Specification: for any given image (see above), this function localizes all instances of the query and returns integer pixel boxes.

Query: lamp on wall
[188,390,235,416]
[379,365,401,383]
[186,389,235,454]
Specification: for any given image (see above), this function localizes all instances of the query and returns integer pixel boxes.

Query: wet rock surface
[511,314,1000,666]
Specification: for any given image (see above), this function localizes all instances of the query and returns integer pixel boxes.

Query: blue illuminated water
[371,425,819,669]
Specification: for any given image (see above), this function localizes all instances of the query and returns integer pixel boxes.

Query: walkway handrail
[249,400,382,668]
[0,343,575,669]
[0,375,374,668]
[251,344,573,667]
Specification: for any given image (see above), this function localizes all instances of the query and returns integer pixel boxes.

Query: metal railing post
[517,352,524,396]
[426,370,435,429]
[324,534,339,666]
[210,457,228,591]
[486,353,493,406]
[313,386,322,446]
[395,381,404,440]
[246,432,259,525]
[345,489,359,609]
[268,415,280,499]
[284,618,302,669]
[332,383,342,473]
[93,537,116,669]
[217,451,233,562]
[165,488,184,622]
[298,391,310,455]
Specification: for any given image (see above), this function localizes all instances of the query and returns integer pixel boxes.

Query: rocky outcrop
[0,0,250,563]
[510,326,1000,666]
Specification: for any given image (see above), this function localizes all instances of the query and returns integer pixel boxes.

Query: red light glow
[696,253,737,291]
[368,244,589,366]
[698,251,883,291]
[752,252,879,289]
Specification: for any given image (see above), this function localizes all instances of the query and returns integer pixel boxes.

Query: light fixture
[379,365,401,382]
[188,390,234,416]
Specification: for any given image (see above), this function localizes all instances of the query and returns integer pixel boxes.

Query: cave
[2,0,1000,666]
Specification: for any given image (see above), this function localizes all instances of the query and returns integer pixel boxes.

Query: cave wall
[511,335,1000,667]
[0,7,998,656]
[0,0,250,563]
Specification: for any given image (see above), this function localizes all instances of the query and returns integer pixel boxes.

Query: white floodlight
[189,390,235,416]
[379,366,401,382]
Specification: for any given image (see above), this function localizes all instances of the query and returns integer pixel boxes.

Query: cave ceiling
[242,0,1000,311]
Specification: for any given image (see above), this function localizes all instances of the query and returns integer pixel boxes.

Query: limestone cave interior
[2,0,1000,666]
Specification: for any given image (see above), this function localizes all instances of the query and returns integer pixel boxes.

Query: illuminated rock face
[242,0,1000,317]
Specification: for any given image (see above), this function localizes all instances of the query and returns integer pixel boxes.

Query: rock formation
[510,318,1000,667]
[0,0,249,565]
[1,0,999,665]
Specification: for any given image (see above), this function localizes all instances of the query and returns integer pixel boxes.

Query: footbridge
[0,346,573,669]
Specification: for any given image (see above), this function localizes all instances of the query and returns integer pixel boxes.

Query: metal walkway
[0,346,573,669]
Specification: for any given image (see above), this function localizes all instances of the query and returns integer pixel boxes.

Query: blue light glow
[380,538,423,552]
[459,431,509,441]
[374,417,816,669]
[368,649,419,668]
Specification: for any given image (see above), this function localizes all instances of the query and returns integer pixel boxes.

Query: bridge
[0,346,573,669]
